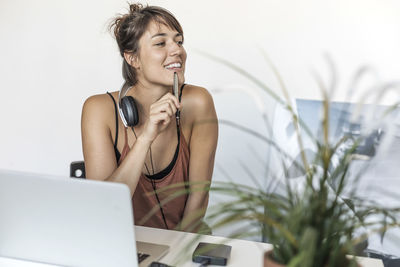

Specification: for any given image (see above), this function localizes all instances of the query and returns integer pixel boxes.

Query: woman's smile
[164,62,182,71]
[136,21,187,87]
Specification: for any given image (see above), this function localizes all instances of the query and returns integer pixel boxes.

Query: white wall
[1,0,400,251]
[1,0,399,175]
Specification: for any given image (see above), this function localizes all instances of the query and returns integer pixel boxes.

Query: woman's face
[134,20,186,88]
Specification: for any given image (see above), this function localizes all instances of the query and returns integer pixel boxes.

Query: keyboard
[137,252,150,263]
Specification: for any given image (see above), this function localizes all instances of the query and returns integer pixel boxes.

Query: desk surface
[0,226,384,267]
[135,226,384,267]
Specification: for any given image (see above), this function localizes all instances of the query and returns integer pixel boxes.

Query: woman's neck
[128,81,172,125]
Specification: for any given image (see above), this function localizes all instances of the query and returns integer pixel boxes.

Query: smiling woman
[81,3,218,232]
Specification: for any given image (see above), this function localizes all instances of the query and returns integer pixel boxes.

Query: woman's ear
[123,52,139,69]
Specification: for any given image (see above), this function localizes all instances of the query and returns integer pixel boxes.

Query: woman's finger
[150,103,173,117]
[150,101,176,116]
[158,92,180,108]
[149,112,171,126]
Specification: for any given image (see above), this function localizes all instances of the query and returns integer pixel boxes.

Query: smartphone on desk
[192,242,232,266]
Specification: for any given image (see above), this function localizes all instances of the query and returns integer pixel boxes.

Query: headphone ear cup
[121,96,139,127]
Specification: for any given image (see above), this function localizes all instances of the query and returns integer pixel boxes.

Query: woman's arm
[81,94,151,195]
[81,93,179,196]
[180,87,218,232]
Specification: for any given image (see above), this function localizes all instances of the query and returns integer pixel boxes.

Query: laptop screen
[0,169,138,267]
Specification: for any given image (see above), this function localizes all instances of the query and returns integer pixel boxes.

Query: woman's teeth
[165,63,181,69]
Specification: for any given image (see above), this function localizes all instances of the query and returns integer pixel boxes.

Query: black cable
[131,128,151,175]
[151,179,169,229]
[131,127,169,230]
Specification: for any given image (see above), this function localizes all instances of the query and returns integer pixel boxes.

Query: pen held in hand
[173,72,179,99]
[173,72,181,126]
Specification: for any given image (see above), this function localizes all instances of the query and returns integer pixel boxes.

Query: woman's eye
[155,42,165,46]
[177,40,183,45]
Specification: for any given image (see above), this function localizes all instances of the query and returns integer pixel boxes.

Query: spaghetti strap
[179,83,185,102]
[106,92,119,149]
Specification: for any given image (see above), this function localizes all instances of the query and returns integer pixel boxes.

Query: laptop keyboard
[137,252,150,263]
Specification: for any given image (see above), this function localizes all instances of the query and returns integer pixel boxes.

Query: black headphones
[118,84,139,127]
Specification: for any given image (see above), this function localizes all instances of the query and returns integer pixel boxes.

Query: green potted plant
[194,52,400,267]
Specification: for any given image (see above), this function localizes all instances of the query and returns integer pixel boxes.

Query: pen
[173,72,178,99]
[173,72,180,126]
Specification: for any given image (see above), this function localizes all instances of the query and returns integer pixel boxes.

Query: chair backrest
[70,161,86,178]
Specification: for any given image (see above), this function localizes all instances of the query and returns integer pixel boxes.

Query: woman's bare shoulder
[82,92,118,124]
[182,84,215,112]
[83,91,118,110]
[180,84,217,133]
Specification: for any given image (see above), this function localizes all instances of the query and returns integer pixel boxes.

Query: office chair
[70,161,86,178]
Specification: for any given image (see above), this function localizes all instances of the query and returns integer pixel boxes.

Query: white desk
[135,226,384,267]
[0,226,385,267]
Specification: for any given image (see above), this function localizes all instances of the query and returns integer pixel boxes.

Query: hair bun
[129,3,143,14]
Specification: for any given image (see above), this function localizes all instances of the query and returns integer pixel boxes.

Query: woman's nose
[169,42,182,56]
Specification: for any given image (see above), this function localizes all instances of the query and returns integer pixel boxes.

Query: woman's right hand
[140,92,180,143]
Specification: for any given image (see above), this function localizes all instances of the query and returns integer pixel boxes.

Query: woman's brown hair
[110,3,183,86]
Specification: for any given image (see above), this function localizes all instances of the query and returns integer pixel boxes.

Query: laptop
[0,169,169,267]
